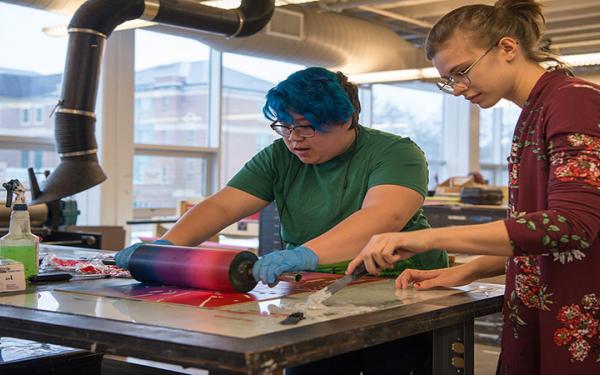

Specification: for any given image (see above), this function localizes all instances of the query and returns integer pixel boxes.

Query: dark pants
[285,332,432,375]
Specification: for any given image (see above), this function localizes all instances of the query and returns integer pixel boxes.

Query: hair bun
[494,0,538,11]
[494,0,508,9]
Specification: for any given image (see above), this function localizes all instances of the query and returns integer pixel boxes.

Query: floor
[475,343,501,375]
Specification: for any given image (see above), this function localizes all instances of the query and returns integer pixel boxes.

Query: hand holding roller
[251,246,319,285]
[115,239,173,270]
[124,244,302,293]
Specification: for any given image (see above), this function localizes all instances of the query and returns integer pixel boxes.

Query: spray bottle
[1,179,39,279]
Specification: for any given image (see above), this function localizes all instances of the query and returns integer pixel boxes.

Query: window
[133,155,207,209]
[0,3,68,200]
[0,3,67,139]
[371,82,445,190]
[21,108,30,126]
[479,100,520,185]
[220,53,305,186]
[134,29,211,147]
[0,148,59,199]
[160,96,168,113]
[35,107,44,125]
[133,29,215,213]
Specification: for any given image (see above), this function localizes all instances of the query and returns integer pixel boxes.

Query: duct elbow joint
[233,0,275,38]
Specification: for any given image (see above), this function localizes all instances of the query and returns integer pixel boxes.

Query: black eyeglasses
[270,121,316,138]
[437,44,497,94]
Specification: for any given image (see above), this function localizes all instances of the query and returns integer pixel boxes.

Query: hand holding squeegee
[311,262,370,304]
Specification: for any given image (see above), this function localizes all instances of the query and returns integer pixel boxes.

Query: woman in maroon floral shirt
[348,0,600,373]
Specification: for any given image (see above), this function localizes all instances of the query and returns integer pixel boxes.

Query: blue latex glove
[115,239,173,270]
[252,246,319,286]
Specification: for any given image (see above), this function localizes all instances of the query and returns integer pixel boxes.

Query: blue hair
[262,67,356,132]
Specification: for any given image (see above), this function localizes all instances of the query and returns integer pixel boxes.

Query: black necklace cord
[339,127,359,211]
[276,126,360,250]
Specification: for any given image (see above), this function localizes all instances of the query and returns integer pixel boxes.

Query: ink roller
[127,244,301,293]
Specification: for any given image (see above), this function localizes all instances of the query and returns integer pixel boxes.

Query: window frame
[479,104,517,186]
[21,108,31,126]
[129,29,221,219]
[366,81,454,188]
[34,107,44,125]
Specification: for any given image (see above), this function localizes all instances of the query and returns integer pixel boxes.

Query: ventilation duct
[28,0,274,204]
[3,0,85,14]
[150,5,426,74]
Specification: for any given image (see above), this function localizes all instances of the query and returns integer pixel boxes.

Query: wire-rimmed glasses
[437,44,497,94]
[270,121,316,138]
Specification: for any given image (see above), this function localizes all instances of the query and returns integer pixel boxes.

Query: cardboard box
[152,223,219,242]
[176,197,258,239]
[435,176,478,196]
[221,219,259,237]
[177,197,204,217]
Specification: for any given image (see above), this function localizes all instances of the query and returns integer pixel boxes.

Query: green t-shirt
[227,125,448,275]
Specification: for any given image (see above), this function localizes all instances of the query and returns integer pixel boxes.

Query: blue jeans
[285,332,432,375]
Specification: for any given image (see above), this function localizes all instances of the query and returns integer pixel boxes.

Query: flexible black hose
[68,0,146,36]
[34,0,275,204]
[154,0,274,37]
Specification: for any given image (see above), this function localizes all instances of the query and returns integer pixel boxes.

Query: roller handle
[244,264,302,287]
[102,257,116,265]
[270,272,303,287]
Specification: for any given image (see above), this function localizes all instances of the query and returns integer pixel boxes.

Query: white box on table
[0,257,26,292]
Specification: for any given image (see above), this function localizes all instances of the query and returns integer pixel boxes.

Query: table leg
[432,318,474,375]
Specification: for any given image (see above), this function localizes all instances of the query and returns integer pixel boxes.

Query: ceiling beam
[553,39,600,49]
[320,0,412,11]
[375,0,449,8]
[546,24,600,35]
[546,12,600,24]
[376,0,569,19]
[378,0,493,17]
[550,31,600,43]
[378,0,463,9]
[358,5,432,28]
[544,2,600,15]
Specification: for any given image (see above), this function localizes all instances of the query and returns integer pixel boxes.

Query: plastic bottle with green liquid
[1,179,39,279]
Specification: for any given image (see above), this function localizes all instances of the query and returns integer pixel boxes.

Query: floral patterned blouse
[498,70,600,374]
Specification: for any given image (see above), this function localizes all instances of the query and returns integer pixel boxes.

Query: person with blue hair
[115,66,447,374]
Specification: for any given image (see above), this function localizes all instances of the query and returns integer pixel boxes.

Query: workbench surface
[0,245,504,374]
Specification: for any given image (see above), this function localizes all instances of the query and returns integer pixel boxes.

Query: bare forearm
[393,255,506,290]
[162,199,234,246]
[162,188,268,246]
[306,207,406,264]
[461,255,507,281]
[428,221,513,257]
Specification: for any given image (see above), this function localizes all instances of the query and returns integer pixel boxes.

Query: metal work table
[423,203,508,228]
[0,246,504,375]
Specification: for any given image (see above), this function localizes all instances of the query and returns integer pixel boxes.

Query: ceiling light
[42,25,68,38]
[201,0,318,9]
[562,52,600,67]
[42,19,156,38]
[349,67,439,84]
[276,0,319,4]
